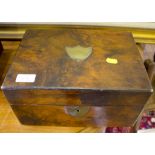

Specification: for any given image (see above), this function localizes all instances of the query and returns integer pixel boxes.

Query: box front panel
[11,104,143,127]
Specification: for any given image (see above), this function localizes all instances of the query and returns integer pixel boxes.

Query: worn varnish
[1,28,152,127]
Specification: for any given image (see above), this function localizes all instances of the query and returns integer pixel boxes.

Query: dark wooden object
[0,41,3,55]
[1,28,152,127]
[144,58,155,83]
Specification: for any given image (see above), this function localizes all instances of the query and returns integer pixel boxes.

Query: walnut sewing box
[1,28,152,127]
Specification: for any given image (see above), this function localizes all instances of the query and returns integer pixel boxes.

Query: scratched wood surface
[0,41,154,132]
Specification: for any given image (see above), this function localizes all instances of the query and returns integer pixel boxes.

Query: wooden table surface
[0,41,155,132]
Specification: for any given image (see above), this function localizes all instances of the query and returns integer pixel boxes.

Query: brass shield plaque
[65,45,92,61]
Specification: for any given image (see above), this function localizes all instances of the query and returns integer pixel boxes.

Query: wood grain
[0,41,154,132]
[0,41,102,132]
[2,29,152,91]
[2,29,152,127]
[11,104,143,127]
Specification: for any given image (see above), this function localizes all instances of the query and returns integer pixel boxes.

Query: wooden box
[1,28,153,127]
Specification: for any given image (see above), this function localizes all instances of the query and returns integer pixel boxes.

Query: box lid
[1,28,152,92]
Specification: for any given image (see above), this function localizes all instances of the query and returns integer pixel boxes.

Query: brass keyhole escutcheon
[64,106,90,117]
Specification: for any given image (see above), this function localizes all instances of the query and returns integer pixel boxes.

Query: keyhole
[64,106,89,117]
[76,109,80,112]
